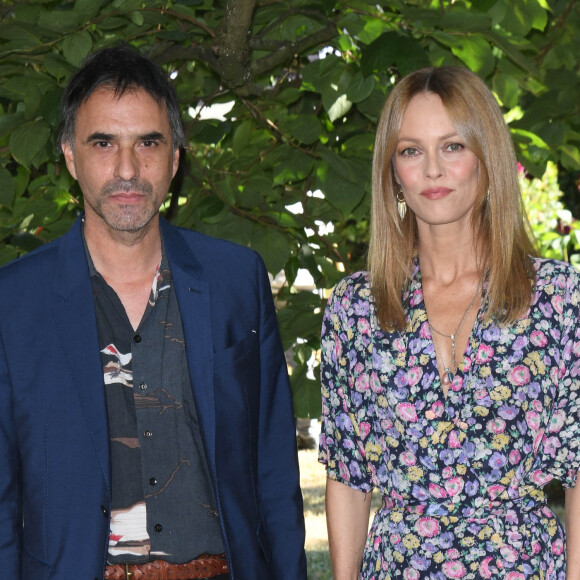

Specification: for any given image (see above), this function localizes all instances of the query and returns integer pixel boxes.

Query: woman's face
[393,92,480,232]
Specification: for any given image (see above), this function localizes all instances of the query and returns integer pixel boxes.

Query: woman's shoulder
[531,256,580,290]
[329,271,372,304]
[323,271,375,325]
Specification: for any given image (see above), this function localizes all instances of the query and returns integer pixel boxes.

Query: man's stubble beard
[89,178,164,233]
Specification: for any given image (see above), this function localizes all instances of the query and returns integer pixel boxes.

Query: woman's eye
[400,147,419,157]
[446,142,464,152]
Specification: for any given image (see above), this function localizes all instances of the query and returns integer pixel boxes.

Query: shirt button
[133,334,142,343]
[101,506,108,518]
[144,430,153,438]
[149,477,157,486]
[139,382,147,391]
[154,523,162,532]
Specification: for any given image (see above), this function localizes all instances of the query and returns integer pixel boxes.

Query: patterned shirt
[87,242,223,564]
[319,257,580,579]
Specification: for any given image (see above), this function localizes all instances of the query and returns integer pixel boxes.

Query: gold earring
[396,186,407,220]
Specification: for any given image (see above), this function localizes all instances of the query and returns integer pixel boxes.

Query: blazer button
[101,506,109,518]
[154,523,162,532]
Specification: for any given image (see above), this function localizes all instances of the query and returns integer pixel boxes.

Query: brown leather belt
[104,554,228,579]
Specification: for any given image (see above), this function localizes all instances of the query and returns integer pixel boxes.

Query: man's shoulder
[0,235,63,281]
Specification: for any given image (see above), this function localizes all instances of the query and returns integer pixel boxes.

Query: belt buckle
[124,563,133,579]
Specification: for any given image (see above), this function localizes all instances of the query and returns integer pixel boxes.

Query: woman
[319,66,580,579]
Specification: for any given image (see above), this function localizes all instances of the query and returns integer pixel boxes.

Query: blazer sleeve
[0,332,21,577]
[255,257,307,579]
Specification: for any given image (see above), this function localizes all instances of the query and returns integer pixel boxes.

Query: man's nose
[114,146,140,181]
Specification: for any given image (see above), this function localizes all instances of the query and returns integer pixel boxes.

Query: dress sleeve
[540,266,580,488]
[318,276,374,493]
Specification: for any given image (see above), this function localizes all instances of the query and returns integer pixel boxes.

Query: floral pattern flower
[319,258,580,579]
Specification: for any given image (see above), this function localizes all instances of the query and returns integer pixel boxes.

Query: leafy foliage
[521,162,580,268]
[1,0,579,415]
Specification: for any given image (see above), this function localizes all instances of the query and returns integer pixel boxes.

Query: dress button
[101,506,108,518]
[139,382,147,391]
[149,477,157,486]
[144,430,152,438]
[154,523,162,532]
[134,334,142,343]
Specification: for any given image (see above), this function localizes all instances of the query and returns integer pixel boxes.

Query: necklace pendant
[442,371,454,386]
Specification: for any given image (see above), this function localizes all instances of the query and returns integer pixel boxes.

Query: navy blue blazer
[0,217,307,579]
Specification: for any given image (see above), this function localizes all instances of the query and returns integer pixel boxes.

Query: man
[0,45,306,580]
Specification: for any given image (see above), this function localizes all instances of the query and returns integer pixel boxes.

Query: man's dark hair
[58,44,186,151]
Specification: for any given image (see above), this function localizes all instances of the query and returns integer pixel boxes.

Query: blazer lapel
[161,221,217,469]
[51,217,111,490]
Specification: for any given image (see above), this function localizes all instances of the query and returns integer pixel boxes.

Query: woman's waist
[379,485,548,519]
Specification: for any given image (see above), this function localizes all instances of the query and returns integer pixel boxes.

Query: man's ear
[61,142,77,180]
[172,147,180,178]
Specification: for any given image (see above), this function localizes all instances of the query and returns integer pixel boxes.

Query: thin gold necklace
[428,281,481,386]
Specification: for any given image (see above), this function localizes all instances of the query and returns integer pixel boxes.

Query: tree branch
[250,20,337,79]
[216,0,257,88]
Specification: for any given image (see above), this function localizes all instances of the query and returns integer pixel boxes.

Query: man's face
[62,87,180,234]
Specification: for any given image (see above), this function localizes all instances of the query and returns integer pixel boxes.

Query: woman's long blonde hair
[368,66,537,331]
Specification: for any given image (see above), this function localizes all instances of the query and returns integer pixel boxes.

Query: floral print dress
[319,258,580,579]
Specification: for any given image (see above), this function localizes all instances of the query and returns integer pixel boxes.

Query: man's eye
[142,140,157,147]
[95,141,110,148]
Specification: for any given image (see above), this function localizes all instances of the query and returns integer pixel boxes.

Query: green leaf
[11,232,45,253]
[289,363,321,418]
[271,148,315,185]
[493,73,519,109]
[250,225,291,275]
[511,128,550,150]
[361,32,429,77]
[284,255,300,287]
[190,119,231,144]
[316,157,366,217]
[449,35,495,77]
[485,31,541,77]
[63,31,93,68]
[38,9,82,33]
[326,94,352,123]
[0,166,16,207]
[13,4,42,25]
[112,0,142,8]
[0,113,26,139]
[167,4,199,19]
[129,11,145,26]
[44,53,76,81]
[281,114,322,145]
[440,8,493,32]
[346,72,375,103]
[357,85,388,123]
[341,133,375,156]
[0,246,19,267]
[496,0,548,36]
[9,121,51,168]
[0,24,40,48]
[560,144,580,171]
[198,195,228,224]
[232,120,253,155]
[74,0,101,19]
[277,88,302,106]
[13,166,31,199]
[98,16,128,30]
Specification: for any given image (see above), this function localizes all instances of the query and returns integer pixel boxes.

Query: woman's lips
[420,187,453,199]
